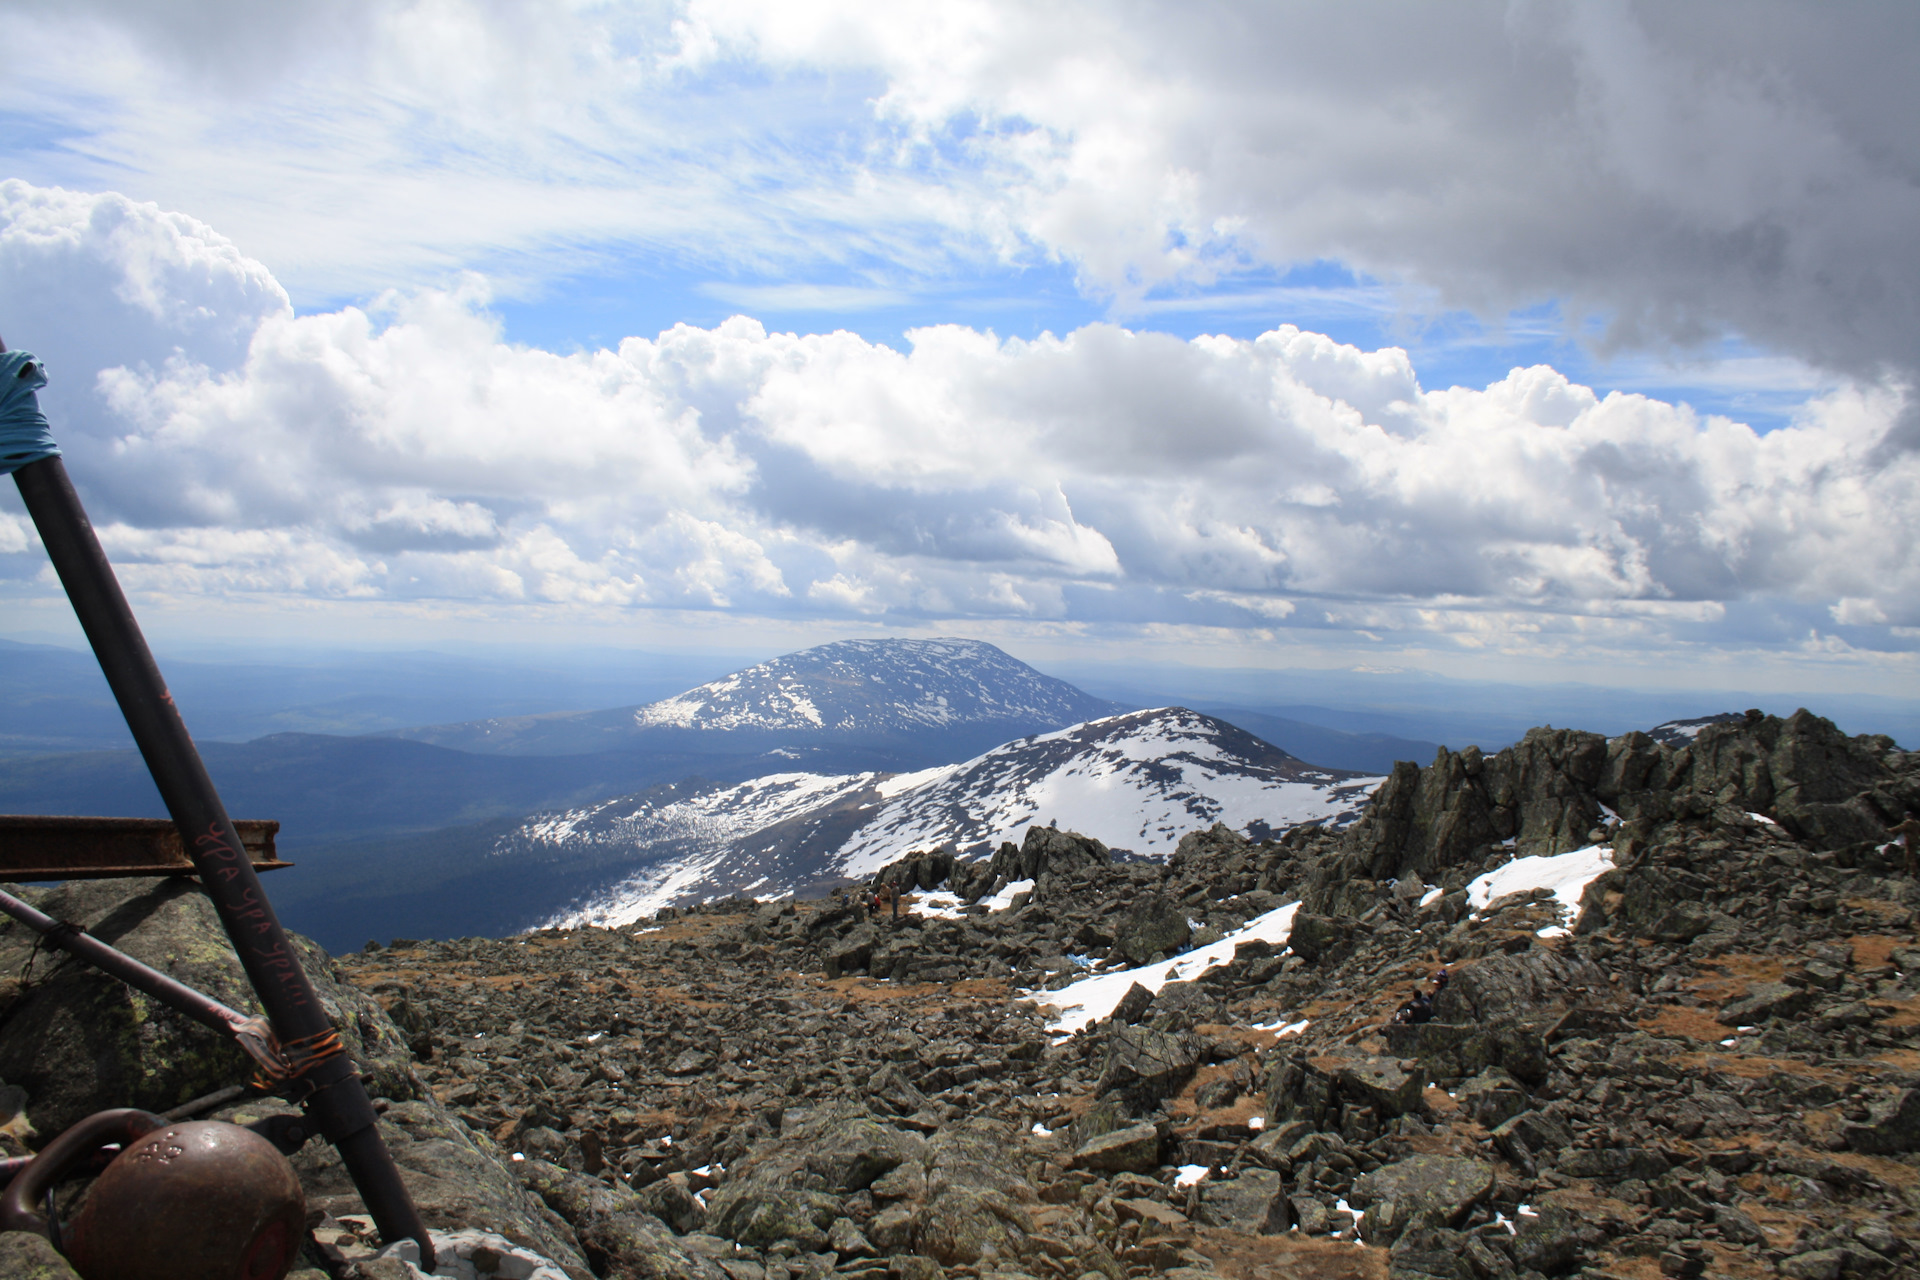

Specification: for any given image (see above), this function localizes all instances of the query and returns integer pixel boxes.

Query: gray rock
[1348,1156,1495,1242]
[1714,1205,1767,1246]
[0,1232,81,1280]
[0,878,418,1137]
[1453,1069,1526,1128]
[1290,1195,1330,1235]
[1717,981,1813,1025]
[1337,1057,1426,1117]
[1383,1020,1550,1085]
[1431,947,1606,1024]
[1194,1168,1285,1231]
[268,1097,586,1271]
[801,1117,924,1192]
[1509,1204,1593,1274]
[1780,1249,1849,1280]
[1841,1088,1920,1154]
[1071,1123,1161,1173]
[1149,980,1224,1030]
[1114,894,1191,966]
[1555,1147,1668,1183]
[1095,1024,1201,1105]
[635,1178,710,1235]
[1285,913,1351,963]
[1490,1111,1571,1172]
[1111,981,1155,1025]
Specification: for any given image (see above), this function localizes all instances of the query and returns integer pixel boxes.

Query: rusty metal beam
[0,816,289,881]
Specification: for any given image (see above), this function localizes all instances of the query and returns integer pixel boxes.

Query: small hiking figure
[1392,991,1433,1025]
[1892,816,1920,878]
[889,882,901,922]
[1432,968,1450,995]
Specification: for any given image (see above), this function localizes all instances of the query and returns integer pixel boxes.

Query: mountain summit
[386,637,1123,768]
[632,638,1114,736]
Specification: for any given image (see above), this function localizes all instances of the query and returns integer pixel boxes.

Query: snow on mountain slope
[631,638,1118,735]
[531,706,1383,928]
[832,707,1381,876]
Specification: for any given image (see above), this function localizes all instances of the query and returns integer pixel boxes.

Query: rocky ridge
[1,707,1918,1280]
[529,707,1378,930]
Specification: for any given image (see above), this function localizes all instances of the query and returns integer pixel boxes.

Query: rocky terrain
[3,707,1920,1280]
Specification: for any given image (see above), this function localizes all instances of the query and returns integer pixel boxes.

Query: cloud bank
[2,183,1914,668]
[5,1,1918,390]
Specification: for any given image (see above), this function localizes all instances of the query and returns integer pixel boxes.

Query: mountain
[382,638,1126,768]
[527,707,1383,930]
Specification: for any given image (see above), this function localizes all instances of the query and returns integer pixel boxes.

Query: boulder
[301,1121,585,1275]
[0,878,418,1137]
[1431,948,1606,1025]
[1337,1057,1426,1117]
[1284,913,1351,963]
[1718,981,1814,1025]
[1555,1147,1668,1183]
[1383,1021,1550,1085]
[1148,981,1224,1030]
[910,1122,1039,1266]
[1114,894,1191,965]
[1096,1025,1201,1107]
[1349,1156,1495,1243]
[1841,1088,1920,1155]
[801,1117,926,1192]
[824,923,880,978]
[1112,981,1155,1025]
[1194,1167,1286,1231]
[1070,1123,1162,1173]
[0,1233,81,1280]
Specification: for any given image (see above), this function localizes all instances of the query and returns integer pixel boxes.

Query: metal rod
[7,405,433,1267]
[0,887,258,1037]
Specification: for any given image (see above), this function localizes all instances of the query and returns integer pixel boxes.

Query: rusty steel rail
[4,339,432,1268]
[0,815,289,881]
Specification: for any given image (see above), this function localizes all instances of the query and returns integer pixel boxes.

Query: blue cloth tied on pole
[0,351,60,476]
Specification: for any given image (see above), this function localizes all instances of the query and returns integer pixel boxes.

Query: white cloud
[3,1,1916,396]
[2,181,1916,671]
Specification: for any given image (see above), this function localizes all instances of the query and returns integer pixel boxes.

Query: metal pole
[4,346,432,1268]
[0,887,261,1037]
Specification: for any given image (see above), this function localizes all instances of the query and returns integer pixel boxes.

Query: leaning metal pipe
[4,346,432,1269]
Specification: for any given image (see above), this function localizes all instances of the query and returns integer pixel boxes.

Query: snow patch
[1026,902,1301,1035]
[1467,845,1614,925]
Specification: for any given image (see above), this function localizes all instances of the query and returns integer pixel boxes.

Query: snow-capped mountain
[385,637,1122,767]
[524,707,1384,928]
[631,638,1115,735]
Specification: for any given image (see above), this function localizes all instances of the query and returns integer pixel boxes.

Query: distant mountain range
[0,627,1781,952]
[533,706,1381,929]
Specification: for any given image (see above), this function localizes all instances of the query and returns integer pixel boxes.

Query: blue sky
[0,0,1915,698]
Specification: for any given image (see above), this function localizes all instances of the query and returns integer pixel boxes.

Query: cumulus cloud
[2,183,1915,665]
[5,1,1917,393]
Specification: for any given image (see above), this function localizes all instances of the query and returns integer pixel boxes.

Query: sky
[0,0,1917,699]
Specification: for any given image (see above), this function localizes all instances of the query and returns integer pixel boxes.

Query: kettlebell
[0,1108,306,1280]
